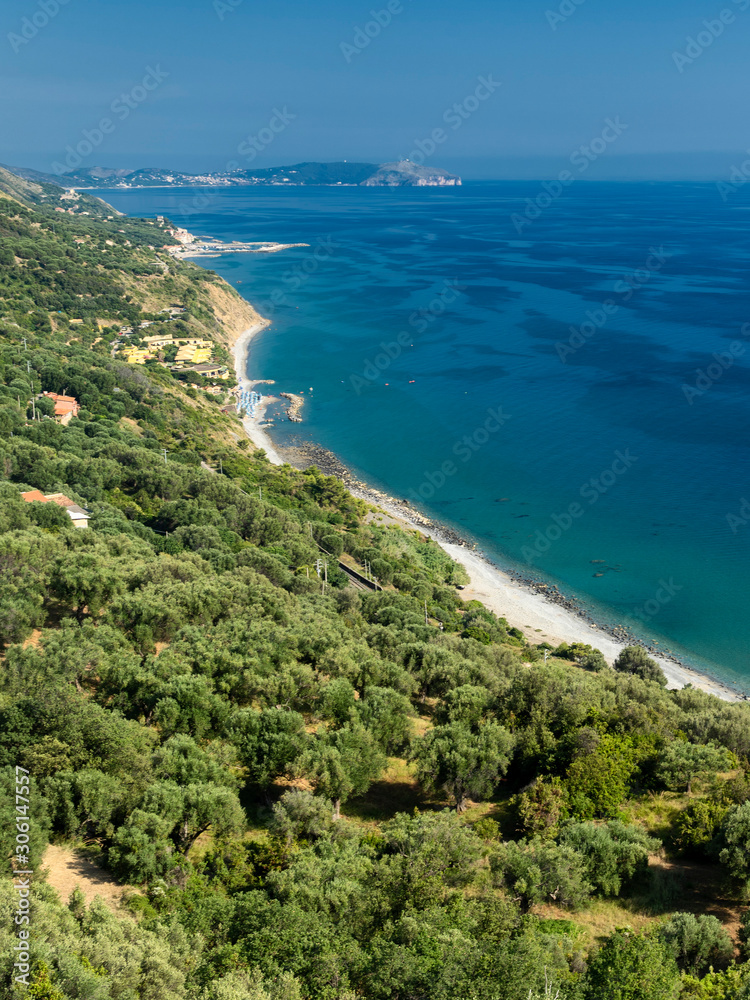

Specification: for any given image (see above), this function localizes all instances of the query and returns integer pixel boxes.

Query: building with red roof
[21,490,90,528]
[41,392,80,425]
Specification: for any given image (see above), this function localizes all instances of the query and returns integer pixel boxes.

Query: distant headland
[10,159,462,190]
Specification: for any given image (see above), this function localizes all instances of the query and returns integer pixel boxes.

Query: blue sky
[2,0,748,178]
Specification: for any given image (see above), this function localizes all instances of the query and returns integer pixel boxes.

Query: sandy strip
[439,540,741,702]
[230,323,742,705]
[365,494,743,703]
[232,321,287,466]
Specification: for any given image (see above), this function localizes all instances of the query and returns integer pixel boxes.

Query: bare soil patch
[42,844,125,910]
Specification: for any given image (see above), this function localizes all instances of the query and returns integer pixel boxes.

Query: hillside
[8,159,463,189]
[0,167,749,1000]
[0,165,114,217]
[361,160,462,187]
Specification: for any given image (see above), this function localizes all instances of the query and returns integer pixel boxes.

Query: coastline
[229,315,743,706]
[231,320,286,466]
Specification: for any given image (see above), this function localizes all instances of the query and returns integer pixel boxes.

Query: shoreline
[229,318,744,706]
[232,321,287,466]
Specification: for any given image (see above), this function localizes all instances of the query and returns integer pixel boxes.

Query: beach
[232,320,287,466]
[231,319,742,705]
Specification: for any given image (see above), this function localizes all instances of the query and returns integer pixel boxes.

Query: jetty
[280,392,304,422]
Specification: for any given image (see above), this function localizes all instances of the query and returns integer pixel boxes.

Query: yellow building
[123,348,151,365]
[175,344,213,363]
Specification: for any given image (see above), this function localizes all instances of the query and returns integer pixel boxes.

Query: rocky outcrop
[280,392,304,422]
[360,160,461,187]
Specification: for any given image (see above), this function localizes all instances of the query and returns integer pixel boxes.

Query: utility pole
[324,561,328,594]
[259,486,262,501]
[219,458,223,475]
[162,449,168,465]
[22,337,27,351]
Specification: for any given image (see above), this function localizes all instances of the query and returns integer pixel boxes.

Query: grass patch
[618,791,686,841]
[536,897,660,950]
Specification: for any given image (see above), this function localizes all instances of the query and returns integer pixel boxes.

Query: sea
[100,182,750,693]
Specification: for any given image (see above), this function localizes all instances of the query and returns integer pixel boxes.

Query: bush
[565,734,640,819]
[740,907,750,961]
[271,789,334,844]
[515,776,569,839]
[658,912,734,975]
[673,799,728,856]
[559,820,660,897]
[718,800,750,887]
[320,533,343,557]
[473,817,500,841]
[580,649,609,672]
[614,646,666,686]
[490,837,592,912]
[584,930,680,1000]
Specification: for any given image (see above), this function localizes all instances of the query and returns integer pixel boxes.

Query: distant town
[10,159,462,190]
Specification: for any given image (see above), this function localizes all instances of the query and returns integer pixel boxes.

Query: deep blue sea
[101,183,750,691]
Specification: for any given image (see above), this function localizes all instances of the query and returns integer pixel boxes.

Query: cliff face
[360,160,462,187]
[204,280,266,350]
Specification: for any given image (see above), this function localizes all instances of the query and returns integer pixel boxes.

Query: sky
[1,0,748,179]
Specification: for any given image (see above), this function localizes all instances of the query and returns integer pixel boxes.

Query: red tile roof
[43,393,77,403]
[21,490,47,503]
[41,392,80,418]
[44,493,76,508]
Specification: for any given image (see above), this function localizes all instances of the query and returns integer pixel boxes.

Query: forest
[1,168,750,1000]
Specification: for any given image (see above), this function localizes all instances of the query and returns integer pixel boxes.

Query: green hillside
[0,167,749,1000]
[14,160,462,189]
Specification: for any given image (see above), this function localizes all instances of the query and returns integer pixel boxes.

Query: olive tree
[490,837,592,913]
[613,646,666,686]
[657,912,734,975]
[411,721,514,813]
[655,741,732,793]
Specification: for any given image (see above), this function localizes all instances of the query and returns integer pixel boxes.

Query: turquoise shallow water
[101,183,750,691]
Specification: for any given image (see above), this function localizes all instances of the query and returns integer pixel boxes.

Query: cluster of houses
[117,328,231,387]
